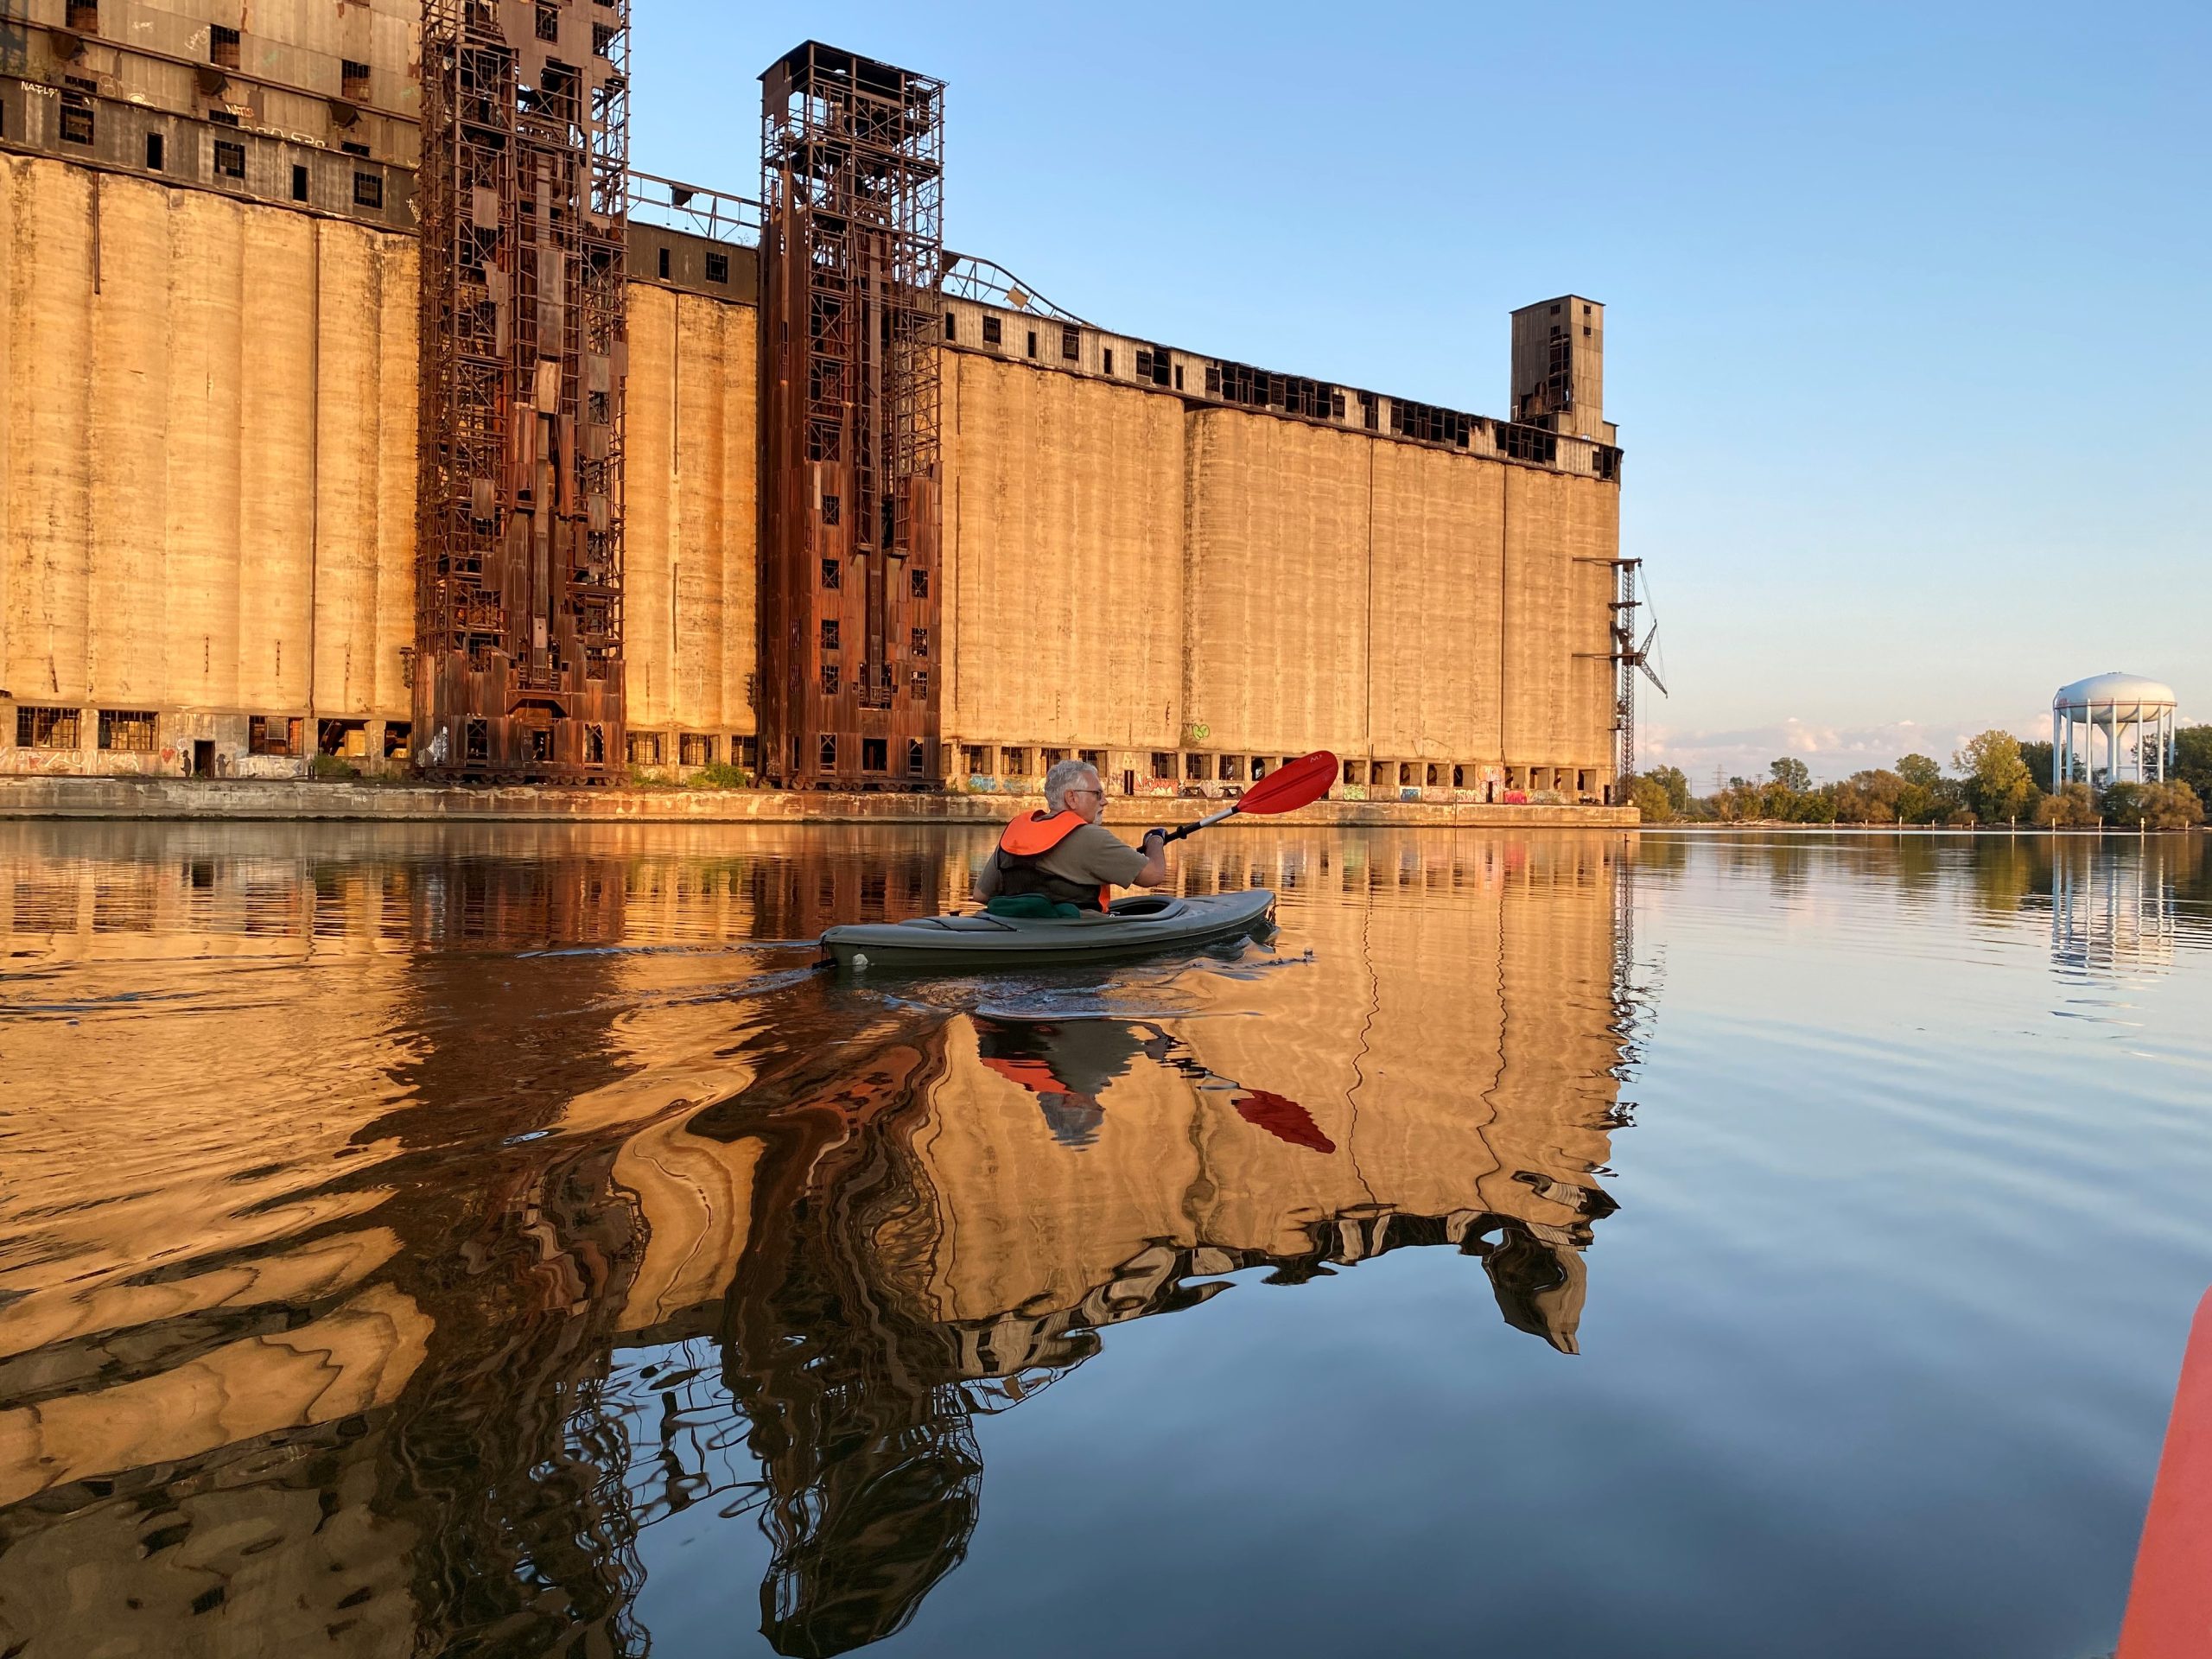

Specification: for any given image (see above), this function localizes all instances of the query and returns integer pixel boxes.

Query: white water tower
[2051,672,2178,786]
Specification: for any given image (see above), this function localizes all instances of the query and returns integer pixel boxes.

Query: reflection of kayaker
[972,1015,1333,1154]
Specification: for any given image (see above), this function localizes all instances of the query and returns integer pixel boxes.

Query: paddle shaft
[1160,806,1240,844]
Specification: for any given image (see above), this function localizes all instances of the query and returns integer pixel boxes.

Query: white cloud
[1638,711,2055,786]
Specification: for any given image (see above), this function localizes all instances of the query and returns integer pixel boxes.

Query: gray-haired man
[974,759,1170,913]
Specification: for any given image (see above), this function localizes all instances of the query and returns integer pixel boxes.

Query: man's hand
[1135,826,1170,889]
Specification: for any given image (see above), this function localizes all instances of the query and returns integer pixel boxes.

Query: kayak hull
[821,889,1277,973]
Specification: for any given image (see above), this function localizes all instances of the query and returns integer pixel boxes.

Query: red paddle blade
[1237,750,1338,815]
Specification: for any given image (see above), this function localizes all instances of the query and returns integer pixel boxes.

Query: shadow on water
[1,823,1637,1653]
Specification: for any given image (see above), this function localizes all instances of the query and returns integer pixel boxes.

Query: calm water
[2,823,2209,1657]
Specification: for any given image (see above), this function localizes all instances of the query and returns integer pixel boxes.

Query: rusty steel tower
[759,42,945,790]
[415,0,632,781]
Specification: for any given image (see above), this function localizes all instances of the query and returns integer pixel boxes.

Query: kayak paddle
[1161,749,1338,842]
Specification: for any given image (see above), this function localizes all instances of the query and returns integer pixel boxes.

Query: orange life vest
[994,810,1110,912]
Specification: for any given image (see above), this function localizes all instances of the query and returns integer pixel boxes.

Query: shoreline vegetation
[1630,728,2210,830]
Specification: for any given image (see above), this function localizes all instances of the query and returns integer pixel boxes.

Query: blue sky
[633,2,2209,783]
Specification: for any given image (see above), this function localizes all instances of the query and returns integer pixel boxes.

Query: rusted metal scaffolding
[759,42,945,790]
[415,0,631,781]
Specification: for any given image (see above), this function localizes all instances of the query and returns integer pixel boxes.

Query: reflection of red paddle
[1233,1090,1336,1154]
[2119,1286,2212,1658]
[1161,749,1338,842]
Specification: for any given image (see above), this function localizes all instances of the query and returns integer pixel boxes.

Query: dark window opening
[592,22,615,56]
[1185,753,1211,781]
[1501,423,1560,464]
[353,171,382,208]
[1026,329,1038,359]
[535,4,559,43]
[385,722,411,760]
[463,718,488,762]
[1359,391,1379,431]
[340,140,369,157]
[249,715,303,757]
[821,663,840,694]
[1214,362,1336,420]
[209,23,239,68]
[820,620,840,651]
[1151,752,1174,781]
[60,99,94,147]
[1391,397,1471,447]
[1219,754,1244,782]
[628,732,663,765]
[910,627,930,658]
[821,493,840,525]
[908,567,929,599]
[291,163,308,201]
[680,733,714,766]
[67,1,99,29]
[961,745,988,775]
[1061,324,1079,361]
[861,737,888,772]
[18,706,81,749]
[734,735,758,769]
[583,723,604,765]
[341,59,371,101]
[1103,347,1115,375]
[1452,765,1465,788]
[910,668,929,701]
[207,109,239,127]
[907,739,926,776]
[529,727,553,763]
[144,131,164,170]
[982,314,1002,346]
[1002,747,1031,776]
[103,709,158,752]
[944,312,956,340]
[213,140,245,179]
[818,734,837,771]
[1593,446,1621,481]
[705,250,728,283]
[821,557,841,589]
[657,246,671,279]
[1174,365,1184,391]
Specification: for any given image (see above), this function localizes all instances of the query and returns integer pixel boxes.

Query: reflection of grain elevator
[1,5,1634,805]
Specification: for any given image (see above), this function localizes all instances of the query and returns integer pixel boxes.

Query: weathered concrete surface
[0,777,1637,828]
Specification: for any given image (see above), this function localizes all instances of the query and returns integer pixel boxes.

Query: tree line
[1631,726,2210,828]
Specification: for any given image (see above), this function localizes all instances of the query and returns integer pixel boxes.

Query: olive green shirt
[976,822,1149,897]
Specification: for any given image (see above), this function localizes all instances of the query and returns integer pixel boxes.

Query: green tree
[1770,756,1813,793]
[1644,766,1694,815]
[1897,753,1943,790]
[1630,774,1676,823]
[2035,782,2098,827]
[1955,730,2035,823]
[2018,739,2055,791]
[2174,726,2212,801]
[2103,780,2205,830]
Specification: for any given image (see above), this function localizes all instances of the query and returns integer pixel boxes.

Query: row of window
[10,708,423,762]
[819,663,929,700]
[652,246,730,283]
[626,733,761,769]
[811,735,929,777]
[41,99,387,209]
[820,558,931,598]
[818,621,929,656]
[16,707,152,751]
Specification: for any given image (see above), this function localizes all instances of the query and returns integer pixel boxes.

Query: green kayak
[820,888,1277,973]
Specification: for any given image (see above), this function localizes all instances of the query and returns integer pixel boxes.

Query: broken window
[961,746,988,775]
[1002,747,1031,776]
[1185,753,1211,781]
[1061,325,1079,361]
[1080,749,1106,774]
[1151,752,1173,780]
[341,58,371,100]
[340,140,369,157]
[820,619,840,651]
[910,668,928,701]
[60,98,94,147]
[1391,397,1471,447]
[582,723,604,765]
[908,567,929,599]
[1218,755,1244,782]
[385,722,411,760]
[18,707,81,749]
[705,250,728,283]
[353,171,382,208]
[1501,423,1559,464]
[820,493,840,524]
[907,739,926,776]
[592,22,616,56]
[463,718,487,762]
[535,4,559,42]
[214,140,245,179]
[861,737,887,772]
[821,662,839,694]
[818,734,837,771]
[209,23,239,67]
[628,732,663,765]
[680,733,713,766]
[248,715,302,757]
[909,627,929,658]
[982,314,1002,346]
[821,557,841,589]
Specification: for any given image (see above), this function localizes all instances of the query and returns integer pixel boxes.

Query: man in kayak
[975,759,1168,914]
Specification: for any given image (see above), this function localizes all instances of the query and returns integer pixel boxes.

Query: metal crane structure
[413,0,632,781]
[758,42,946,790]
[1581,556,1667,798]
